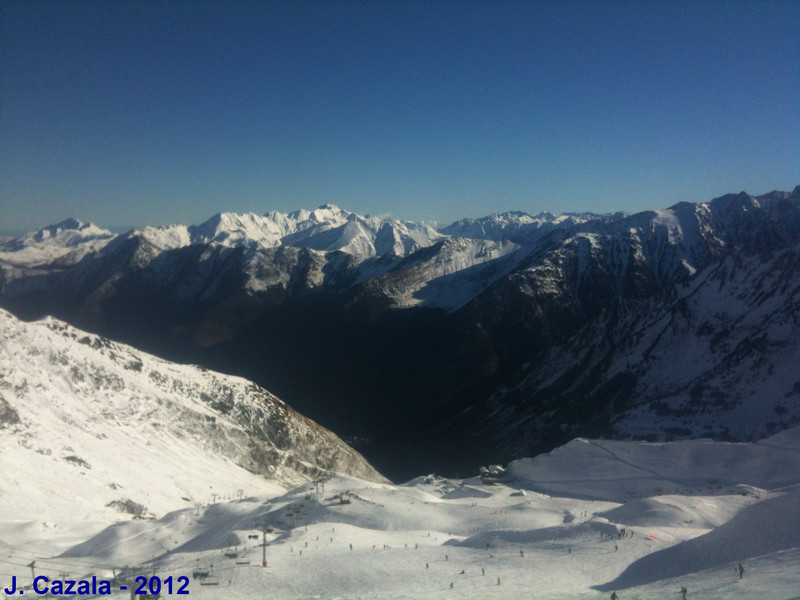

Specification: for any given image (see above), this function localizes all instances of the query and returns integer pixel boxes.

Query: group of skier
[607,562,745,599]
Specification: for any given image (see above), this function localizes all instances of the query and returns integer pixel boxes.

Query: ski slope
[2,429,798,599]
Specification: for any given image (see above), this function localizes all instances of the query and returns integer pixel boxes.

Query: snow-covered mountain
[120,204,443,259]
[0,308,386,550]
[436,240,800,466]
[3,189,797,314]
[439,210,597,243]
[1,187,799,479]
[0,218,115,267]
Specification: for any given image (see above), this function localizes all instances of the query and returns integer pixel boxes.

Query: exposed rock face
[2,187,799,479]
[0,308,387,495]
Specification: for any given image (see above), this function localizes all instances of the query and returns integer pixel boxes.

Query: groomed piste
[2,427,798,599]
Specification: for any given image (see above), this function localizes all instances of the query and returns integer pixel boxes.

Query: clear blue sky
[1,0,798,233]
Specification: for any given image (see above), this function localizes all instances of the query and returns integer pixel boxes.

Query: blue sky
[1,0,798,233]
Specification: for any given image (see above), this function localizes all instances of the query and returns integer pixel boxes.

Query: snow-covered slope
[371,237,524,309]
[505,429,800,502]
[2,429,797,599]
[596,487,800,592]
[0,218,115,267]
[0,309,386,551]
[450,241,800,465]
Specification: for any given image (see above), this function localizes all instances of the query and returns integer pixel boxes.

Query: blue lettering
[33,575,49,593]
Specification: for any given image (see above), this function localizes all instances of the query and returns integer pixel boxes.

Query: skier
[680,586,688,599]
[449,582,454,590]
[737,563,744,579]
[610,592,618,600]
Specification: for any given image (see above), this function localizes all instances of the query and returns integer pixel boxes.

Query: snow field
[4,469,798,600]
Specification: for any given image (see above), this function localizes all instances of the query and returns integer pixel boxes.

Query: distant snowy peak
[703,187,800,251]
[0,218,115,267]
[127,204,443,258]
[524,189,800,293]
[30,217,102,240]
[440,211,600,242]
[282,202,352,228]
[268,204,443,257]
[132,223,192,250]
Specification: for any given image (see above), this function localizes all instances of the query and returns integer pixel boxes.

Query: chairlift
[198,564,219,586]
[235,557,251,565]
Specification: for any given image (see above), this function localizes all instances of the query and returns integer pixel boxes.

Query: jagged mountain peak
[130,223,192,250]
[38,216,87,233]
[439,210,600,243]
[284,202,352,225]
[316,201,346,213]
[112,205,443,260]
[708,190,760,211]
[190,211,286,248]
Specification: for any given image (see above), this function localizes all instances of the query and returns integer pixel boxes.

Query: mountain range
[2,186,799,480]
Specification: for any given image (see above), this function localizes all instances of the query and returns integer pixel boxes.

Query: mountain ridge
[0,307,387,549]
[2,186,798,479]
